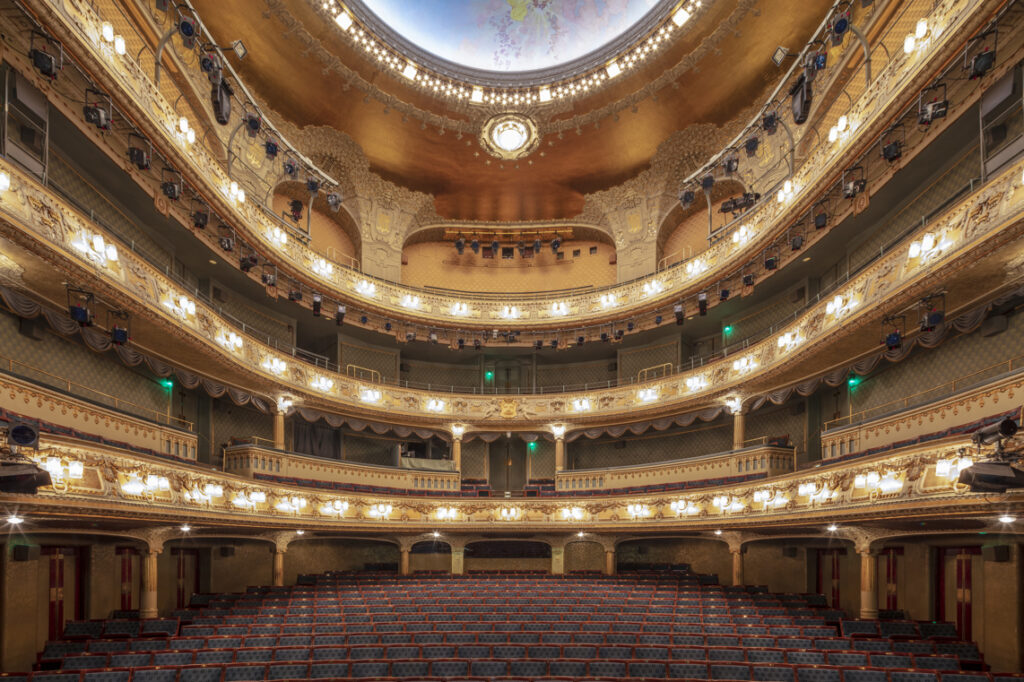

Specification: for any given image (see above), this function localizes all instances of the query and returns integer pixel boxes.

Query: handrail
[0,351,192,430]
[346,365,381,383]
[637,363,673,382]
[824,354,1024,431]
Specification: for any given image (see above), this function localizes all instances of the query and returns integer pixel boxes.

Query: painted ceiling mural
[359,0,662,72]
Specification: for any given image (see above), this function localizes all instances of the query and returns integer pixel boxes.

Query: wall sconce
[275,496,307,513]
[561,507,584,521]
[685,258,706,276]
[355,279,376,297]
[777,331,801,351]
[311,375,334,392]
[670,500,699,515]
[359,387,382,404]
[642,280,664,296]
[227,181,245,205]
[268,226,287,247]
[626,503,650,519]
[450,302,469,316]
[599,293,617,308]
[731,356,757,374]
[731,225,751,245]
[499,305,520,319]
[572,398,592,412]
[426,398,446,412]
[367,503,393,519]
[401,295,421,309]
[232,490,267,508]
[163,294,196,320]
[637,388,659,403]
[498,507,521,520]
[261,357,287,375]
[436,506,459,520]
[216,329,244,352]
[550,301,569,316]
[312,258,334,277]
[776,180,795,203]
[321,500,349,515]
[451,424,466,439]
[71,231,119,268]
[551,424,567,439]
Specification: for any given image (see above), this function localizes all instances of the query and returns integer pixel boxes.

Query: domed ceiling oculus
[356,0,664,74]
[480,113,539,159]
[316,0,708,104]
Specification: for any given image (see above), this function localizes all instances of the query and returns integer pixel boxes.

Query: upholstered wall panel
[569,417,733,470]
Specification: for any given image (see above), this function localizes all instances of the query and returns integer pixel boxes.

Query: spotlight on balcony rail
[674,303,685,325]
[265,139,279,159]
[968,47,996,80]
[722,156,739,175]
[762,112,778,135]
[128,134,151,170]
[161,168,183,201]
[455,236,465,255]
[244,113,261,138]
[973,418,1019,446]
[698,293,708,316]
[239,254,258,273]
[680,189,695,209]
[958,460,1024,493]
[742,274,755,287]
[701,175,715,191]
[312,293,322,317]
[83,89,111,130]
[791,74,811,125]
[744,137,759,157]
[29,31,62,80]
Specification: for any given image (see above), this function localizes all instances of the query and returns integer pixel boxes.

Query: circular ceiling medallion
[480,114,539,160]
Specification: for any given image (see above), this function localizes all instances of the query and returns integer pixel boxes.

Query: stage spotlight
[882,140,902,163]
[455,236,465,254]
[406,332,416,342]
[110,326,129,346]
[533,238,542,253]
[474,339,482,350]
[551,235,562,253]
[29,32,62,80]
[306,178,320,195]
[742,274,755,286]
[312,293,322,317]
[722,156,739,174]
[161,168,182,201]
[550,340,558,349]
[764,255,778,270]
[720,289,729,302]
[885,330,901,350]
[698,293,708,316]
[211,79,232,125]
[265,139,279,159]
[969,48,995,79]
[491,239,500,253]
[384,321,392,332]
[239,254,258,272]
[744,137,759,157]
[458,338,465,350]
[287,199,303,222]
[674,303,684,325]
[429,332,438,344]
[627,321,634,332]
[814,211,828,229]
[219,236,234,252]
[326,193,342,212]
[614,329,624,341]
[973,418,1019,446]
[261,272,276,286]
[762,112,778,135]
[191,206,209,229]
[517,240,526,257]
[128,135,151,170]
[791,235,804,250]
[83,89,111,130]
[655,315,663,325]
[680,190,696,208]
[471,237,480,254]
[958,461,1024,493]
[843,178,866,199]
[70,303,93,326]
[577,336,585,346]
[701,175,715,191]
[283,159,299,178]
[244,113,261,138]
[534,339,543,350]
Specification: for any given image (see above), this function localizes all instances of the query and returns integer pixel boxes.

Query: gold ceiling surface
[194,0,831,222]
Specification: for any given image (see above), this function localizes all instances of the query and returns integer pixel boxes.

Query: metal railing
[0,352,192,430]
[824,354,1024,431]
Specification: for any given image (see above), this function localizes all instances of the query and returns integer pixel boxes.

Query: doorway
[488,436,527,492]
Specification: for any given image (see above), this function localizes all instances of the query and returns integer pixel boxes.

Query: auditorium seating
[17,570,1013,682]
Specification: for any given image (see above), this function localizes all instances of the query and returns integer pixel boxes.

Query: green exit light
[160,378,174,391]
[847,374,861,388]
[528,441,537,452]
[484,370,494,381]
[723,325,733,335]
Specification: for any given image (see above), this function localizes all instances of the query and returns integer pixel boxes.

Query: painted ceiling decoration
[313,0,707,106]
[355,0,666,74]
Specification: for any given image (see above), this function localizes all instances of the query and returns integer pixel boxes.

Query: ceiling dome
[352,0,670,77]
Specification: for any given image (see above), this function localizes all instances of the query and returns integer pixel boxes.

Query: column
[731,549,744,586]
[605,550,616,576]
[732,411,746,451]
[400,549,411,576]
[452,437,462,472]
[551,547,564,575]
[451,548,465,575]
[272,550,285,587]
[140,550,159,619]
[859,550,879,619]
[273,412,285,450]
[555,438,565,473]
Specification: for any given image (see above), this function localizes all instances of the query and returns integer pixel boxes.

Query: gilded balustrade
[7,428,1018,531]
[0,145,1022,423]
[24,0,992,330]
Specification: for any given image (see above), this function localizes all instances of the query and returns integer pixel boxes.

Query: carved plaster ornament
[0,250,24,286]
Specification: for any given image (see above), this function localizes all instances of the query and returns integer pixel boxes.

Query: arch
[655,178,747,268]
[270,180,363,267]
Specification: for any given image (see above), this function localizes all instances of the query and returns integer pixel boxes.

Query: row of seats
[41,636,980,659]
[57,647,962,668]
[4,661,1008,682]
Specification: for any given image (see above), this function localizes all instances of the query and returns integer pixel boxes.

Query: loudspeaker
[13,545,40,561]
[219,547,235,557]
[782,547,799,558]
[982,545,1010,562]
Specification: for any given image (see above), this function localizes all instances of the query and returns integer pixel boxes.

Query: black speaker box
[13,544,40,561]
[982,545,1010,562]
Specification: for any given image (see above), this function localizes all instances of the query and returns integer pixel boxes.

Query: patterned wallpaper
[212,399,273,451]
[536,359,614,389]
[211,283,296,348]
[343,434,398,466]
[460,439,488,479]
[341,341,399,383]
[747,402,806,455]
[404,359,480,390]
[618,340,679,383]
[850,311,1024,418]
[47,152,174,273]
[0,309,169,418]
[725,284,806,343]
[529,439,556,479]
[570,418,734,470]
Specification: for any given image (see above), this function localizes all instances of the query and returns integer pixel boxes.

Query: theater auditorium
[1,0,1023,680]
